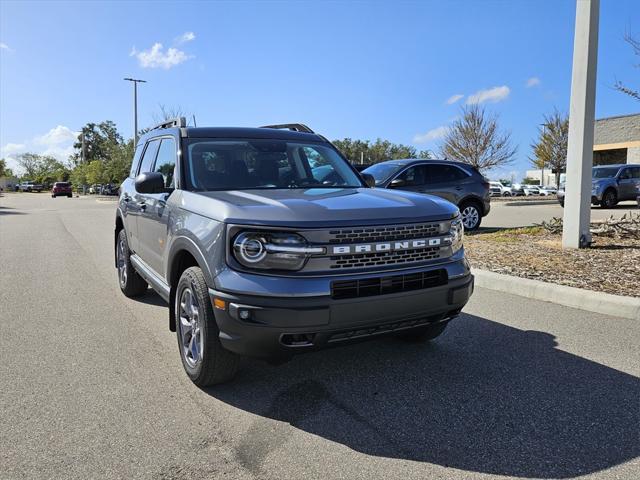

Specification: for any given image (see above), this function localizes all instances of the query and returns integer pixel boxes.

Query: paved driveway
[1,192,638,480]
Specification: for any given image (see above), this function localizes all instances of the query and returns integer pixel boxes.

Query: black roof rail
[151,117,187,131]
[260,123,314,134]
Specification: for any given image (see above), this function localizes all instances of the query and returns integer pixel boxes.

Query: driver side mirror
[135,172,166,194]
[361,173,376,188]
[389,178,406,188]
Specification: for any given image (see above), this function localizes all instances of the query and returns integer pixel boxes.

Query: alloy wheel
[461,206,480,230]
[178,287,203,368]
[117,237,128,288]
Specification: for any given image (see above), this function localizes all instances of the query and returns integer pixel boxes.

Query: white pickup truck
[18,181,43,192]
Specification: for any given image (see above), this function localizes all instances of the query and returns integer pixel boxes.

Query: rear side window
[138,139,161,175]
[153,138,177,188]
[424,164,468,184]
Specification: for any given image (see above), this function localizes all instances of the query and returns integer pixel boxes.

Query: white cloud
[1,143,26,155]
[1,126,78,173]
[413,126,449,144]
[35,125,78,146]
[176,32,195,44]
[131,42,192,69]
[446,94,464,105]
[0,42,11,51]
[526,76,541,88]
[466,85,510,105]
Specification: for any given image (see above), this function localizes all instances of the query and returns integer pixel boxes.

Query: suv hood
[178,188,459,227]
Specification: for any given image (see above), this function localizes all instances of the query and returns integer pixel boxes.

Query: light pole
[123,78,147,145]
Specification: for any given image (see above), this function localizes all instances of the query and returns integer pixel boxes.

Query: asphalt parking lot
[482,198,638,229]
[1,192,639,480]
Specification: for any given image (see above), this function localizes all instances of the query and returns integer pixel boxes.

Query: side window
[397,166,425,186]
[153,138,177,188]
[423,164,448,184]
[632,167,640,179]
[129,145,144,178]
[138,139,160,175]
[444,165,469,181]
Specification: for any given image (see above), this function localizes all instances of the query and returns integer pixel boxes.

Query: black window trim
[136,138,161,177]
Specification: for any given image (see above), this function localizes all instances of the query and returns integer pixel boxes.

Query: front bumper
[209,260,473,358]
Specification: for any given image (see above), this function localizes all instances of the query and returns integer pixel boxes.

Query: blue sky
[1,0,638,180]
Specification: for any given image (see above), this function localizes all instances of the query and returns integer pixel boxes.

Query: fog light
[238,309,251,320]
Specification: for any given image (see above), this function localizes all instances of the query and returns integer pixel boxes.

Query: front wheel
[176,267,239,386]
[116,229,148,297]
[600,189,617,208]
[460,201,482,231]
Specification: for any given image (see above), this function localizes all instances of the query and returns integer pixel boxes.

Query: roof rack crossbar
[259,123,314,134]
[151,116,187,131]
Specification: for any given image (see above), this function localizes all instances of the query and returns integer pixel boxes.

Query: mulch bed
[465,227,640,298]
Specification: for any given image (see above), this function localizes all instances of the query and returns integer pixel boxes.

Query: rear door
[136,136,177,275]
[617,167,639,201]
[421,164,471,204]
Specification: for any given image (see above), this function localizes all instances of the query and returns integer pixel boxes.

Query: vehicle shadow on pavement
[204,314,639,478]
[0,206,26,216]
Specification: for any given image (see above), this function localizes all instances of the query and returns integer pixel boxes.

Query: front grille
[329,247,441,269]
[331,269,447,299]
[328,222,440,244]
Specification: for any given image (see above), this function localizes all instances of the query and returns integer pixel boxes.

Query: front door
[618,166,640,201]
[137,137,177,275]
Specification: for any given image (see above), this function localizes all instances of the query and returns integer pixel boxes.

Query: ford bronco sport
[115,118,473,385]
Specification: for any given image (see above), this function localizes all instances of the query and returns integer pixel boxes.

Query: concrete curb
[473,269,640,320]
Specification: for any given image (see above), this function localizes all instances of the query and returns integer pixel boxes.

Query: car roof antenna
[192,115,197,127]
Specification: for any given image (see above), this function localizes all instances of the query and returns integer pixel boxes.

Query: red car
[51,182,73,198]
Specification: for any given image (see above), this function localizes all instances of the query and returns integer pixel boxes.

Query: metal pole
[562,0,599,249]
[124,78,147,145]
[133,81,138,145]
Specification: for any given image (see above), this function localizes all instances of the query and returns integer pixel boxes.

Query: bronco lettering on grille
[331,238,443,255]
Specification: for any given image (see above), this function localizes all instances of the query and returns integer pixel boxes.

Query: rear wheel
[176,267,239,386]
[116,229,148,297]
[397,321,448,342]
[460,201,482,231]
[600,189,617,208]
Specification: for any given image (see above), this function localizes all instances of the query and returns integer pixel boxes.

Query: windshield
[592,167,620,179]
[362,163,403,184]
[184,139,363,191]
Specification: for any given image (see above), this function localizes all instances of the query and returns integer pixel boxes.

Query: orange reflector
[213,298,226,310]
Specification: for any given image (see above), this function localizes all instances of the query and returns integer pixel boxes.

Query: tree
[440,104,517,172]
[16,153,42,178]
[417,150,435,159]
[0,158,14,178]
[614,33,639,102]
[332,138,416,164]
[70,121,123,166]
[530,110,569,187]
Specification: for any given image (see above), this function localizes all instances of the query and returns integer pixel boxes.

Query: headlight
[449,217,464,253]
[232,231,324,271]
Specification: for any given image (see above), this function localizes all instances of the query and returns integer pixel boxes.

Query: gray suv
[363,159,491,230]
[557,164,640,208]
[115,119,473,385]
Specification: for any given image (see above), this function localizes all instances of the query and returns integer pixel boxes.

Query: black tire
[67,194,72,198]
[502,192,511,197]
[600,189,617,208]
[459,200,482,231]
[51,195,55,198]
[116,229,148,297]
[396,321,448,342]
[559,200,564,208]
[175,267,239,386]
